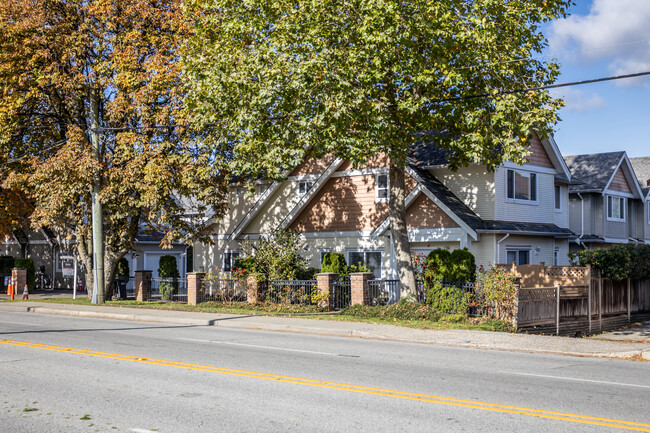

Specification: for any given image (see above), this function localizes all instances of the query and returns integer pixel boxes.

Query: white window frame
[606,195,625,222]
[346,250,383,278]
[255,184,270,197]
[505,247,531,266]
[554,185,562,212]
[222,250,240,273]
[298,181,313,196]
[375,174,389,203]
[506,169,538,204]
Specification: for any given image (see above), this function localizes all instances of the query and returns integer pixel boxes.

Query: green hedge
[570,244,650,281]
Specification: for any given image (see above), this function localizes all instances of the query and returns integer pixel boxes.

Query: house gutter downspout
[496,233,510,264]
[577,193,585,247]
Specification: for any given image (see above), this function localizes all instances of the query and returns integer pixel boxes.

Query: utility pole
[90,90,104,304]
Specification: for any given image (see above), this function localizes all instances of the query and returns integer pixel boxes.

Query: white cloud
[549,0,650,85]
[550,87,606,112]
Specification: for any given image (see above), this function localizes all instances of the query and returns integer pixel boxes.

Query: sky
[543,0,650,157]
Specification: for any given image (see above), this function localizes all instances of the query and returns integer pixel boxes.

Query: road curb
[2,303,649,361]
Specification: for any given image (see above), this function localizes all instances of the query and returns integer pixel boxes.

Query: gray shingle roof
[629,157,650,196]
[408,165,577,237]
[564,152,625,192]
[408,165,484,231]
[480,221,575,237]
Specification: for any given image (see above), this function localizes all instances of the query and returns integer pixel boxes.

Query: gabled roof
[407,166,484,233]
[565,151,644,199]
[408,132,573,182]
[564,152,625,193]
[629,156,650,197]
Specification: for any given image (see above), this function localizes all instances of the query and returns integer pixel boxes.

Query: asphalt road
[1,311,649,433]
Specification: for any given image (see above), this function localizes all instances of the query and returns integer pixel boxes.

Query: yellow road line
[2,338,649,431]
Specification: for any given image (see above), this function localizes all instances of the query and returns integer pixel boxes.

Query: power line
[431,70,650,104]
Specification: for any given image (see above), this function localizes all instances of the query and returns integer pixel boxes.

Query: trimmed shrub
[321,252,348,275]
[14,258,36,292]
[449,248,476,282]
[0,256,15,275]
[158,255,179,300]
[425,249,452,281]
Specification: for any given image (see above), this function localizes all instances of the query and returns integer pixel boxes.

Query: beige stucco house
[193,133,577,295]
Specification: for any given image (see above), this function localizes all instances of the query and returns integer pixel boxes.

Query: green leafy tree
[246,230,307,280]
[184,0,570,297]
[0,0,229,300]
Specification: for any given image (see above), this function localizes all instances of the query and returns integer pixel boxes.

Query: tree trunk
[76,229,95,299]
[389,163,417,299]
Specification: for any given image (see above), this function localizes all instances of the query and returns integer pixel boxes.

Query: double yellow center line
[2,338,649,431]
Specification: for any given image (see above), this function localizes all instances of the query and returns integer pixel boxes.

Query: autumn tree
[184,0,570,297]
[0,0,228,300]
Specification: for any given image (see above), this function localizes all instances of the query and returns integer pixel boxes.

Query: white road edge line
[502,371,650,389]
[0,320,46,327]
[177,337,348,357]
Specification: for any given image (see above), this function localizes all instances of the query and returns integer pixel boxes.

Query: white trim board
[278,157,345,231]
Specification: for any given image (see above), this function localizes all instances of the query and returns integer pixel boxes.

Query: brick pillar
[187,272,205,306]
[316,273,337,311]
[246,276,265,303]
[12,268,27,296]
[350,272,374,306]
[135,270,152,302]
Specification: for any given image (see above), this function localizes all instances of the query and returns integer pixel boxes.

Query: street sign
[62,260,75,278]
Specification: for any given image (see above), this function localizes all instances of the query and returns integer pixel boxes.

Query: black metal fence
[202,279,246,303]
[266,280,317,305]
[150,277,187,303]
[368,279,396,306]
[332,275,351,310]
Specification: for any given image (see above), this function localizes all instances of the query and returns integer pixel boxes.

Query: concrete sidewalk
[1,299,649,361]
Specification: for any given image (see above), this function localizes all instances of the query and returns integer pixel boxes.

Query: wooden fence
[506,264,650,336]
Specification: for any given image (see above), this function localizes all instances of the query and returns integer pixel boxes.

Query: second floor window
[607,196,625,221]
[554,185,562,211]
[507,169,537,202]
[376,174,389,203]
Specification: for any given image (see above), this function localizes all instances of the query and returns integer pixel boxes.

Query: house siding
[429,166,496,220]
[609,167,632,193]
[498,235,556,266]
[336,153,390,171]
[495,167,555,223]
[405,194,459,229]
[553,185,569,228]
[471,234,497,267]
[290,155,336,175]
[290,175,389,233]
[245,182,301,234]
[526,133,554,168]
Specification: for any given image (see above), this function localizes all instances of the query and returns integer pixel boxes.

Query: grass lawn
[30,297,514,332]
